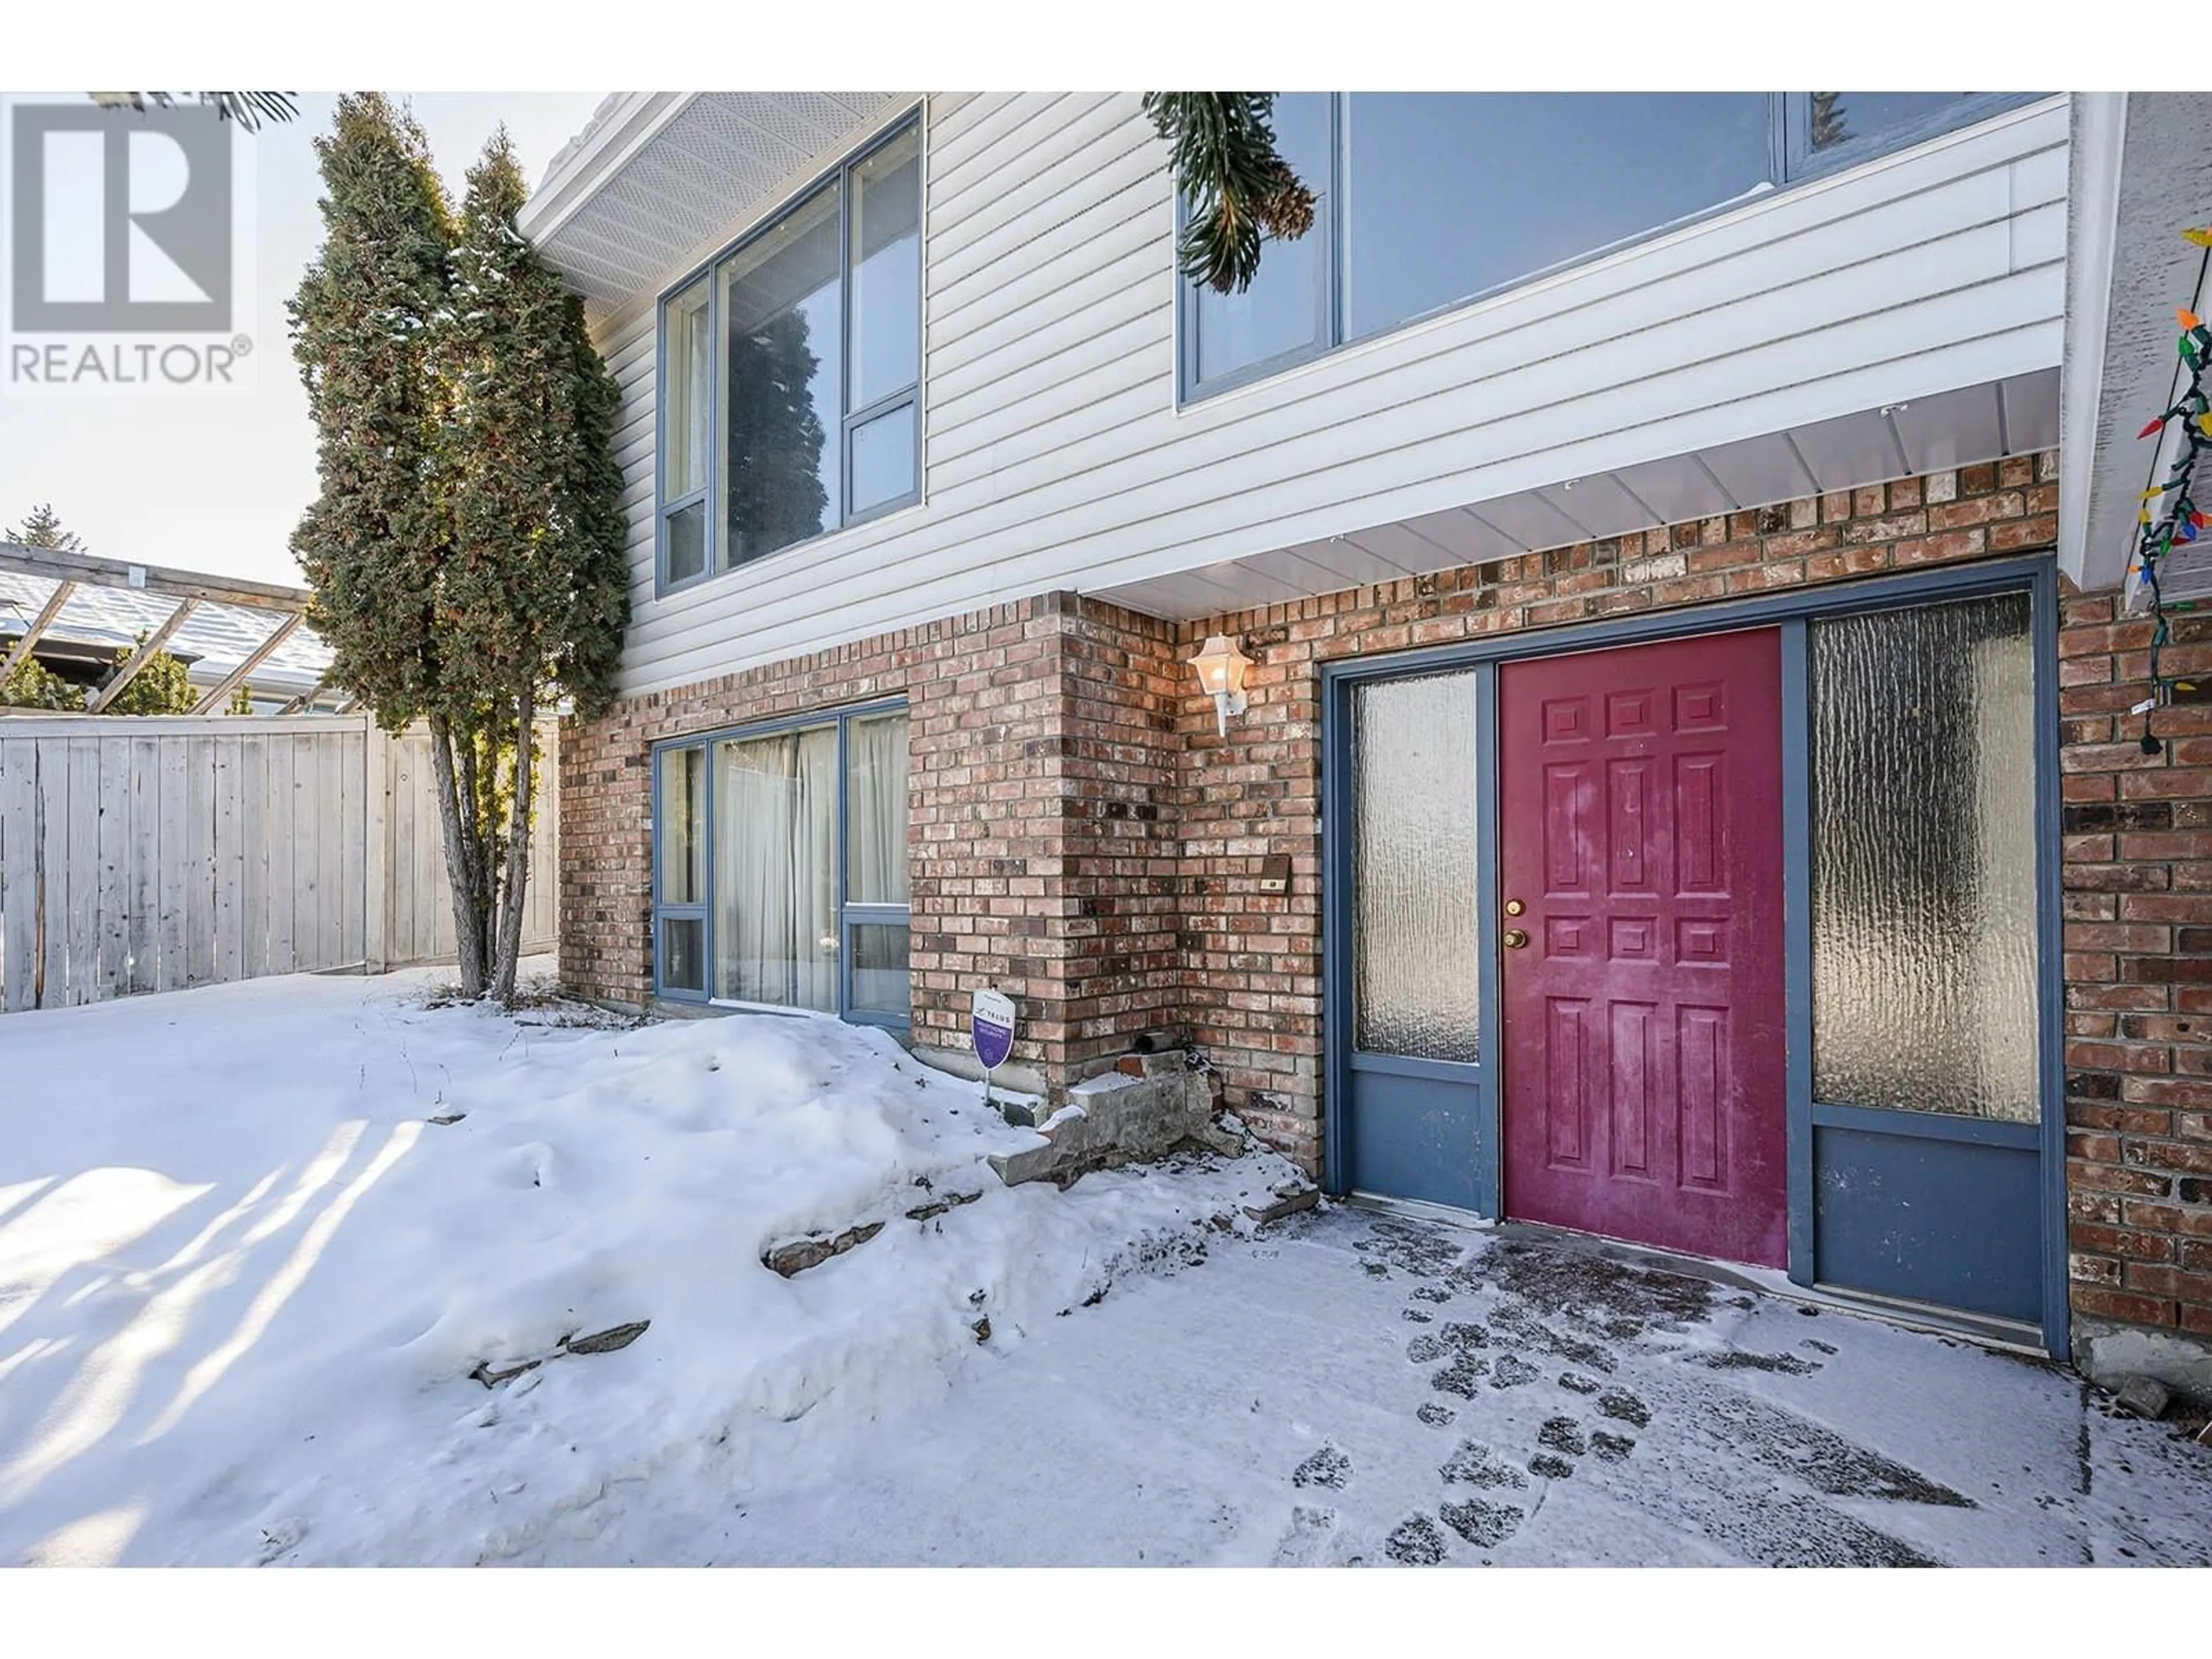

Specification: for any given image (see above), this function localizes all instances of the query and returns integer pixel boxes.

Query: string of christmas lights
[2127,226,2212,755]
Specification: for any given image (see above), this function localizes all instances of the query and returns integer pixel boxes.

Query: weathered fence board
[0,715,560,1013]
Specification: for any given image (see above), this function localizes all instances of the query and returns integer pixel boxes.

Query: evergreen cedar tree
[1,505,197,714]
[1142,93,1315,296]
[90,92,299,130]
[289,94,627,1003]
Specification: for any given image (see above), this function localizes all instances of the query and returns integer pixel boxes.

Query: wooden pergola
[0,540,346,715]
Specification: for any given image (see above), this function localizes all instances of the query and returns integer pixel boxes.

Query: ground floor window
[653,703,910,1025]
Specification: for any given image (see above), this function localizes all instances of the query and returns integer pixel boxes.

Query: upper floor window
[1186,92,2041,399]
[660,118,922,592]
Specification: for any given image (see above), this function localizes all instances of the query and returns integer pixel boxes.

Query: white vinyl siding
[594,93,2067,698]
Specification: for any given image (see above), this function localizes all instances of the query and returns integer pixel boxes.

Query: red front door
[1498,628,1787,1267]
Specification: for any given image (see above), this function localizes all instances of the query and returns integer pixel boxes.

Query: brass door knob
[1502,928,1529,950]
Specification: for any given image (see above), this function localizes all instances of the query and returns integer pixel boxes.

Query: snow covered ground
[3,967,2207,1568]
[0,965,1303,1566]
[635,1213,2212,1569]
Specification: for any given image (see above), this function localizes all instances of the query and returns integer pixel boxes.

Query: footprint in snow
[1440,1440,1528,1490]
[1440,1497,1524,1550]
[1490,1354,1542,1389]
[1430,1354,1490,1397]
[1596,1387,1652,1429]
[1291,1445,1353,1490]
[1537,1416,1588,1457]
[255,1517,308,1565]
[1271,1504,1363,1567]
[1386,1514,1448,1565]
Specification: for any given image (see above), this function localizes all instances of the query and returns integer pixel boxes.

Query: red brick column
[2058,593,2212,1354]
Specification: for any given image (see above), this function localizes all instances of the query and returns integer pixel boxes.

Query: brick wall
[559,591,1181,1082]
[2056,593,2212,1348]
[1052,600,1187,1071]
[562,447,2212,1360]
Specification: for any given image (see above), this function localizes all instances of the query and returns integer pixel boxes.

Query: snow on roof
[0,570,334,694]
[539,92,630,190]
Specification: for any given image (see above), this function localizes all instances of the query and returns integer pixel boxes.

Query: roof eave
[518,92,696,245]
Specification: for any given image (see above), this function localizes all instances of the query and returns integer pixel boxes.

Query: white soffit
[1092,372,2061,622]
[1536,473,1665,541]
[1696,431,1818,510]
[526,92,900,324]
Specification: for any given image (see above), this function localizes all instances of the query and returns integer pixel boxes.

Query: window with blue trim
[659,119,922,591]
[1186,92,2043,399]
[654,705,911,1025]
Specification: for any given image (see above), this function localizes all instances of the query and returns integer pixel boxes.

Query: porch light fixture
[1190,633,1252,737]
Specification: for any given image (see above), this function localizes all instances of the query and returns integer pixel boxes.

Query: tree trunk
[490,687,536,1006]
[459,729,495,982]
[427,711,491,997]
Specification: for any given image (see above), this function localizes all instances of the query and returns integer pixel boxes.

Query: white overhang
[1090,372,2060,623]
[2059,91,2212,607]
[520,92,905,329]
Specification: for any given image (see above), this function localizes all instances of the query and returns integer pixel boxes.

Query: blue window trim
[1319,552,2065,1355]
[1180,92,2049,405]
[656,108,925,599]
[650,696,912,1032]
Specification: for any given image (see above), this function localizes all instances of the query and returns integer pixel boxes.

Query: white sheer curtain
[846,712,910,904]
[714,728,837,1010]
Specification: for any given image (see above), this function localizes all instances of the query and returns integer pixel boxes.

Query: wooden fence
[0,714,558,1013]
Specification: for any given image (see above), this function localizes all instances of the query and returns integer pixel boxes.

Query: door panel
[1815,1125,2042,1322]
[1345,1066,1487,1213]
[1499,628,1787,1267]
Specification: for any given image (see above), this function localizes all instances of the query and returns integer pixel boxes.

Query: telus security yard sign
[971,987,1016,1106]
[3,99,256,391]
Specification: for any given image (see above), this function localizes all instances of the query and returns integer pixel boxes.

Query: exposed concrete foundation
[2073,1321,2212,1408]
[988,1063,1230,1188]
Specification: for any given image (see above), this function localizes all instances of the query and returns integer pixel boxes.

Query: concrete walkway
[585,1205,2212,1567]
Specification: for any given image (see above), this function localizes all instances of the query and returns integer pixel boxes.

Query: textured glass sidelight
[1809,592,2039,1122]
[1352,671,1483,1062]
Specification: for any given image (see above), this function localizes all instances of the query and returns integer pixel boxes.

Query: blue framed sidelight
[1319,554,2066,1353]
[650,699,912,1030]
